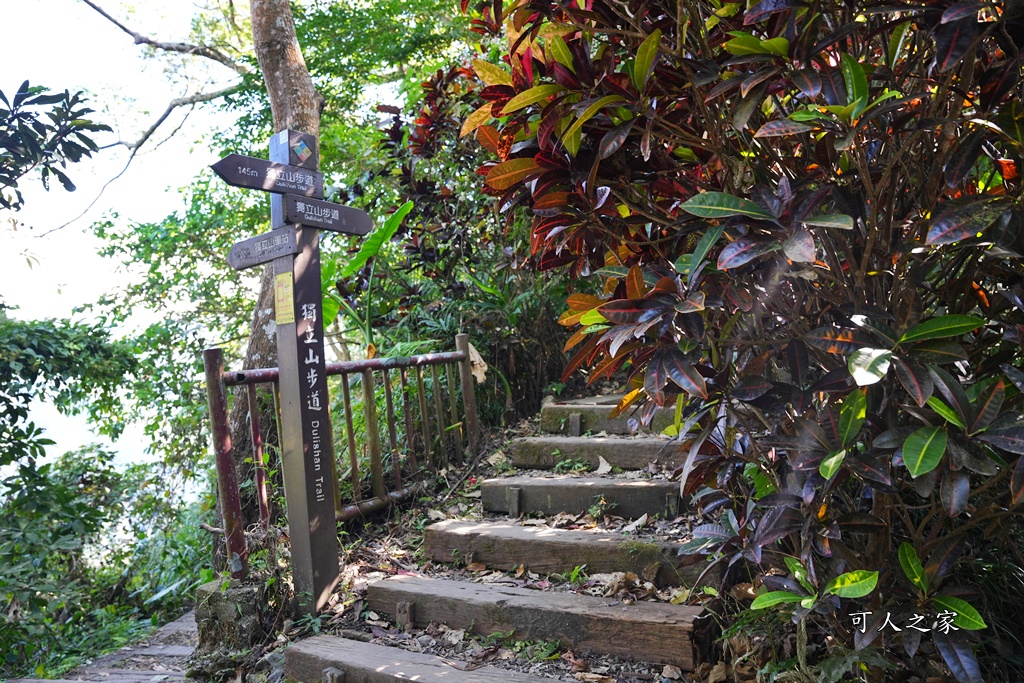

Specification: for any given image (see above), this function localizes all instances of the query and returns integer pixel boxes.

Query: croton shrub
[458,0,1024,680]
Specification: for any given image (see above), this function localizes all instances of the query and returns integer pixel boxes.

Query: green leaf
[681,192,775,220]
[562,96,626,144]
[802,214,854,229]
[898,542,928,593]
[501,84,564,115]
[839,388,867,446]
[340,201,413,278]
[824,570,878,598]
[723,32,767,56]
[848,348,893,386]
[633,29,662,92]
[903,426,947,477]
[761,37,790,58]
[840,54,868,106]
[547,35,575,72]
[819,449,847,480]
[927,396,967,430]
[932,595,988,630]
[900,315,985,344]
[750,590,805,609]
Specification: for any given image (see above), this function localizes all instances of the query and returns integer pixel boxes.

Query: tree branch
[80,0,250,76]
[102,83,242,152]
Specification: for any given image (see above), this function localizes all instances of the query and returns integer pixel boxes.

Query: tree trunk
[228,0,325,524]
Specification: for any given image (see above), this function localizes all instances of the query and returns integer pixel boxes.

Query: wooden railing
[203,333,480,579]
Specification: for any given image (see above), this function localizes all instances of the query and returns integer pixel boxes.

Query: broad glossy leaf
[734,375,772,401]
[928,365,974,425]
[927,200,1006,245]
[754,119,816,137]
[472,59,512,86]
[485,158,540,190]
[824,569,878,598]
[685,224,725,285]
[910,340,968,364]
[460,102,494,138]
[599,120,635,159]
[547,35,575,73]
[899,542,928,593]
[633,29,662,92]
[819,449,846,480]
[681,191,776,220]
[941,470,970,517]
[806,327,873,354]
[934,16,980,73]
[802,214,854,229]
[744,0,795,25]
[783,226,815,262]
[665,354,708,399]
[597,296,672,324]
[968,379,1004,434]
[1012,455,1024,506]
[840,53,868,107]
[501,84,564,115]
[928,396,967,430]
[750,590,805,609]
[900,315,985,344]
[944,130,986,188]
[978,426,1024,455]
[791,69,822,99]
[893,357,933,407]
[932,595,988,630]
[717,238,776,269]
[903,426,947,478]
[340,201,413,278]
[839,388,866,446]
[942,1,988,23]
[934,631,983,683]
[848,348,892,386]
[1002,363,1024,394]
[562,95,626,143]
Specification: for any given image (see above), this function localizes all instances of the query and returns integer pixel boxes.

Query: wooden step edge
[367,574,703,670]
[481,476,681,520]
[284,633,558,682]
[510,436,684,470]
[423,519,713,588]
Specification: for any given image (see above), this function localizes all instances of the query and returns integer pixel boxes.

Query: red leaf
[968,379,1004,434]
[940,470,970,517]
[791,69,822,99]
[926,199,1006,245]
[893,357,933,407]
[597,296,673,324]
[934,17,980,73]
[1011,455,1024,506]
[485,157,541,190]
[477,125,500,154]
[805,327,873,354]
[663,350,708,399]
[733,375,773,401]
[782,226,815,262]
[599,120,635,159]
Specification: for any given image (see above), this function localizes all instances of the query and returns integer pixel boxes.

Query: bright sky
[2,0,240,463]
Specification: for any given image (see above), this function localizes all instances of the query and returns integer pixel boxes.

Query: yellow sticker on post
[274,272,295,324]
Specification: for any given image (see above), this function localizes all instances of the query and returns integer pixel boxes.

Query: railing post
[455,333,481,457]
[246,384,270,531]
[362,369,387,500]
[203,348,248,579]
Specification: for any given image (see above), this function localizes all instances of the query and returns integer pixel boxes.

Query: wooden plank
[510,436,684,470]
[422,520,709,587]
[284,634,558,682]
[367,575,701,669]
[481,476,679,520]
[539,396,672,435]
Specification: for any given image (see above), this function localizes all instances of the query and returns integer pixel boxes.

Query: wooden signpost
[212,129,373,614]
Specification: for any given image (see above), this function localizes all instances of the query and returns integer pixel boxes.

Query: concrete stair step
[510,435,683,470]
[539,395,671,435]
[367,575,703,670]
[481,476,680,520]
[285,634,557,682]
[423,520,706,587]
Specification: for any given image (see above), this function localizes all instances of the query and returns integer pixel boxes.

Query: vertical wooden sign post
[212,130,372,615]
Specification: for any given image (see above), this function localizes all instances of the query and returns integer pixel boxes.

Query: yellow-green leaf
[547,35,575,73]
[898,542,928,593]
[932,595,988,630]
[633,29,663,92]
[562,95,625,145]
[824,570,878,598]
[485,157,540,190]
[460,102,494,138]
[472,59,512,86]
[501,84,564,115]
[900,315,985,344]
[750,590,805,609]
[680,192,775,220]
[903,426,947,478]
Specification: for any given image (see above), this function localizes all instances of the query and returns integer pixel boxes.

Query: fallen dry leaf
[594,456,613,475]
[708,662,731,683]
[515,563,526,578]
[622,513,649,534]
[574,674,613,683]
[466,562,488,572]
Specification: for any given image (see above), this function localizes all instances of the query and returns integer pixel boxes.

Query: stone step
[539,395,672,435]
[511,435,683,470]
[367,575,702,669]
[481,476,680,520]
[423,520,706,587]
[285,634,556,682]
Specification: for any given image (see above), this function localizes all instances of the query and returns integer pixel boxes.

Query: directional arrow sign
[211,154,323,197]
[226,226,299,270]
[283,194,374,235]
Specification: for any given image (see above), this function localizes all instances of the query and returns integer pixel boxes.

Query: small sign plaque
[283,195,373,235]
[274,272,295,325]
[211,154,324,197]
[226,227,299,270]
